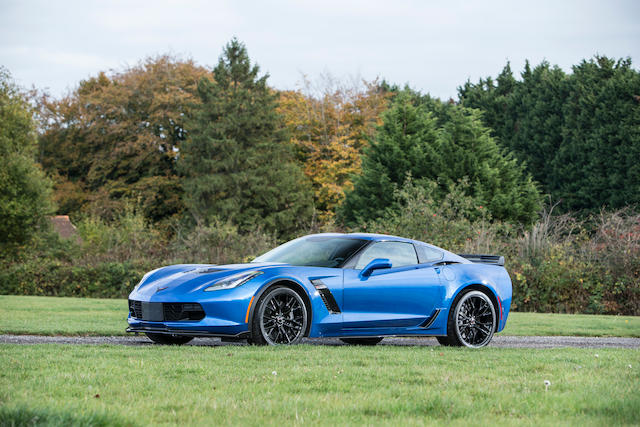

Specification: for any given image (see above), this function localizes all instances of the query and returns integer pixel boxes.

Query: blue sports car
[127,233,512,348]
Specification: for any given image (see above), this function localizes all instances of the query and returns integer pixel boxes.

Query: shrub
[0,258,145,298]
[169,220,275,265]
[0,216,275,298]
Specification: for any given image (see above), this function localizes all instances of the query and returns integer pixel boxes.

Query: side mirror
[359,258,392,278]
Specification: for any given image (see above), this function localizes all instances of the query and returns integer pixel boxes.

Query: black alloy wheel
[250,286,308,345]
[145,332,194,345]
[440,290,496,348]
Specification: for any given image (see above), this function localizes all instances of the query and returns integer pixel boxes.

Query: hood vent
[189,267,225,274]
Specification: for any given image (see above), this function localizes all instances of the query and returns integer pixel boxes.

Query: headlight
[204,271,263,292]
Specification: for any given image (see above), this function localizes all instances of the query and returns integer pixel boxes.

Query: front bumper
[127,279,262,337]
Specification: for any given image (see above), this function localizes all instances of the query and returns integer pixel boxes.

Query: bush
[506,209,639,315]
[0,214,275,298]
[362,178,515,253]
[0,258,145,298]
[170,220,275,265]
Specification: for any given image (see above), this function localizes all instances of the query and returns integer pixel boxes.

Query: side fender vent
[419,308,441,329]
[310,279,341,314]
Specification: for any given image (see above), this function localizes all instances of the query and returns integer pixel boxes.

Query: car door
[342,241,444,330]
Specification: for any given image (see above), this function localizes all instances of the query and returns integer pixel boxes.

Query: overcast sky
[1,0,639,100]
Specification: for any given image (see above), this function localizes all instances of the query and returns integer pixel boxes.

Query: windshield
[253,236,369,268]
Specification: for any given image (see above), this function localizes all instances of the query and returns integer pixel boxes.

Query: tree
[459,56,640,213]
[460,61,567,187]
[0,67,53,254]
[180,39,313,237]
[551,57,640,212]
[340,91,540,225]
[38,55,209,222]
[277,75,389,220]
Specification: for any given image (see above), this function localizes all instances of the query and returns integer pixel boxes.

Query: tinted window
[253,236,368,268]
[355,241,418,269]
[415,244,443,263]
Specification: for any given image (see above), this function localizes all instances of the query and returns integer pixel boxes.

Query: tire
[441,290,496,348]
[249,285,309,345]
[339,337,384,346]
[436,337,451,346]
[145,332,194,345]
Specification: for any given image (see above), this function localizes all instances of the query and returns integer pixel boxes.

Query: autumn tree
[180,38,312,237]
[38,55,209,223]
[0,68,53,254]
[278,75,389,220]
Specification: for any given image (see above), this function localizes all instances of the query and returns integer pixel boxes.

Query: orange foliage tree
[38,55,210,223]
[278,75,389,221]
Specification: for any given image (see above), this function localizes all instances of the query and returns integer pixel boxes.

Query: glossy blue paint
[127,233,512,340]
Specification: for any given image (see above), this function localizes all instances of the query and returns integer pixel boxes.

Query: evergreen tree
[551,57,640,211]
[0,68,53,255]
[180,39,312,237]
[460,56,640,213]
[340,91,540,225]
[339,92,439,224]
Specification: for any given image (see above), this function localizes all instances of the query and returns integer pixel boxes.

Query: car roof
[306,232,411,242]
[304,232,469,263]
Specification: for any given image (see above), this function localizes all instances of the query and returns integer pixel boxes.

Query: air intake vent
[128,300,205,321]
[310,279,341,314]
[129,300,142,318]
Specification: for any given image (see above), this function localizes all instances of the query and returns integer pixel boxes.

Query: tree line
[1,39,639,314]
[5,39,636,245]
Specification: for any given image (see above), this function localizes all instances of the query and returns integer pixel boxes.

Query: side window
[355,241,418,269]
[415,244,443,263]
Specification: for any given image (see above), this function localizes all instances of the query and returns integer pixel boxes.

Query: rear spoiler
[457,254,505,266]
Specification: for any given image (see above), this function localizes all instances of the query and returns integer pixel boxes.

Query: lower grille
[128,300,205,321]
[163,303,205,321]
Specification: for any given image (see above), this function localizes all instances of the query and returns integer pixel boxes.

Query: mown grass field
[1,344,639,426]
[0,295,639,337]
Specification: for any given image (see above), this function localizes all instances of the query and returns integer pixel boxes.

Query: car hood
[133,262,285,298]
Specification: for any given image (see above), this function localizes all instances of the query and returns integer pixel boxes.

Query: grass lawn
[0,344,638,426]
[1,295,639,338]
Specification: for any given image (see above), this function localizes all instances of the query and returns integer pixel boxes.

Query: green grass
[502,311,640,338]
[0,295,126,336]
[0,344,638,426]
[1,295,639,337]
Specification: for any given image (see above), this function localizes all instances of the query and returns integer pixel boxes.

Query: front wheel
[340,337,383,346]
[249,285,308,345]
[145,332,193,345]
[440,290,496,348]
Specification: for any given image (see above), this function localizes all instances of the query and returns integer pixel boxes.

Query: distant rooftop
[50,215,80,241]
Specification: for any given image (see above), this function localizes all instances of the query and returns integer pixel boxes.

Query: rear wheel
[249,285,308,345]
[339,337,383,346]
[440,290,496,348]
[145,332,193,345]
